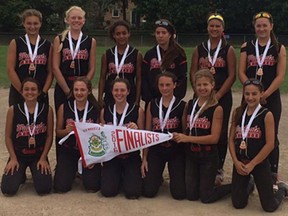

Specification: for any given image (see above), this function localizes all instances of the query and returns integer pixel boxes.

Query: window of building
[112,9,120,18]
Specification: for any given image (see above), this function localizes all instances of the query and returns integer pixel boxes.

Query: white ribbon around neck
[24,102,39,137]
[159,96,175,132]
[68,31,83,61]
[255,38,271,68]
[241,104,262,141]
[59,100,89,145]
[156,45,162,65]
[189,98,207,132]
[115,45,130,77]
[113,102,129,126]
[207,39,222,67]
[25,34,40,63]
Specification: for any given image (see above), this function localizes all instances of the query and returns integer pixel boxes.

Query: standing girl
[7,9,53,106]
[229,78,287,212]
[142,19,187,106]
[52,6,96,112]
[173,69,231,203]
[238,12,286,188]
[98,20,142,107]
[100,78,144,199]
[1,78,53,195]
[190,13,236,185]
[141,72,186,200]
[54,77,101,193]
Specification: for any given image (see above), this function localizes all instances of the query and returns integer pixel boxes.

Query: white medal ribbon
[159,96,175,132]
[156,45,162,65]
[25,34,40,63]
[24,102,39,136]
[189,99,207,133]
[207,39,222,67]
[59,100,89,145]
[113,103,129,126]
[241,104,262,141]
[115,45,130,77]
[68,31,83,61]
[255,38,271,69]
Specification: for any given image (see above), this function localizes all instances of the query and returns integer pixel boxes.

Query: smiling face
[243,84,263,109]
[158,76,176,98]
[207,19,224,39]
[155,26,171,47]
[21,81,40,102]
[195,76,215,99]
[113,25,130,46]
[65,8,85,31]
[73,81,90,103]
[254,17,273,40]
[23,15,42,36]
[112,81,129,103]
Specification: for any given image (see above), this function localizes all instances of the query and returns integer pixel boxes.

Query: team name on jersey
[235,125,262,139]
[152,117,179,130]
[62,48,89,61]
[18,52,47,67]
[108,62,135,74]
[198,56,226,69]
[150,58,175,70]
[247,54,276,68]
[186,116,211,129]
[16,122,47,138]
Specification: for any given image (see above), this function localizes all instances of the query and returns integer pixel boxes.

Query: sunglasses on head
[243,79,262,87]
[155,20,169,26]
[207,14,224,23]
[254,12,271,20]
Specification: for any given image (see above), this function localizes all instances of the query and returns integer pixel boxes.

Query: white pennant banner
[73,122,173,167]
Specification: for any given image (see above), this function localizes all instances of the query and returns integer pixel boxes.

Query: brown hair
[20,9,42,23]
[110,78,131,92]
[21,77,41,93]
[154,19,186,71]
[109,20,130,41]
[207,12,227,47]
[156,71,177,89]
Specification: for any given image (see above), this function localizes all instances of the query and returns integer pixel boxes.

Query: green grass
[1,45,287,92]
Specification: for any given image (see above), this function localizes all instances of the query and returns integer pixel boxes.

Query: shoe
[271,173,279,192]
[277,181,288,198]
[215,169,224,186]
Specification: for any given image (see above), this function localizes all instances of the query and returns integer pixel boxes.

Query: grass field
[0,45,287,92]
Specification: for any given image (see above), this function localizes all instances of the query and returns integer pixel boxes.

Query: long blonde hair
[58,6,86,52]
[193,69,218,115]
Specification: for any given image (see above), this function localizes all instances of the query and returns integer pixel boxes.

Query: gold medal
[240,140,247,150]
[29,63,36,71]
[70,60,75,69]
[210,66,216,74]
[256,68,263,76]
[28,136,36,148]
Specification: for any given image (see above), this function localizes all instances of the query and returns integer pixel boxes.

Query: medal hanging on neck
[68,31,83,70]
[240,104,262,156]
[74,100,89,123]
[207,39,222,75]
[24,102,39,148]
[255,38,271,79]
[25,34,40,75]
[159,96,175,133]
[189,98,207,135]
[113,103,129,126]
[114,45,129,79]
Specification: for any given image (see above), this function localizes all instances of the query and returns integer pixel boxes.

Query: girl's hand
[127,122,138,130]
[234,160,248,176]
[66,123,74,133]
[173,132,189,143]
[244,162,255,175]
[141,159,148,178]
[4,158,19,175]
[37,159,51,175]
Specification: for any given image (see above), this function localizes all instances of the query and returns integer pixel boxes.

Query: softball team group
[1,5,287,213]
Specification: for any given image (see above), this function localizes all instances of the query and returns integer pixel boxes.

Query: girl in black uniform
[7,9,53,106]
[53,6,96,112]
[190,13,236,185]
[98,20,142,107]
[238,12,286,190]
[1,78,54,195]
[229,79,287,212]
[100,78,144,199]
[174,69,231,203]
[54,77,101,193]
[142,19,187,107]
[141,72,186,200]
